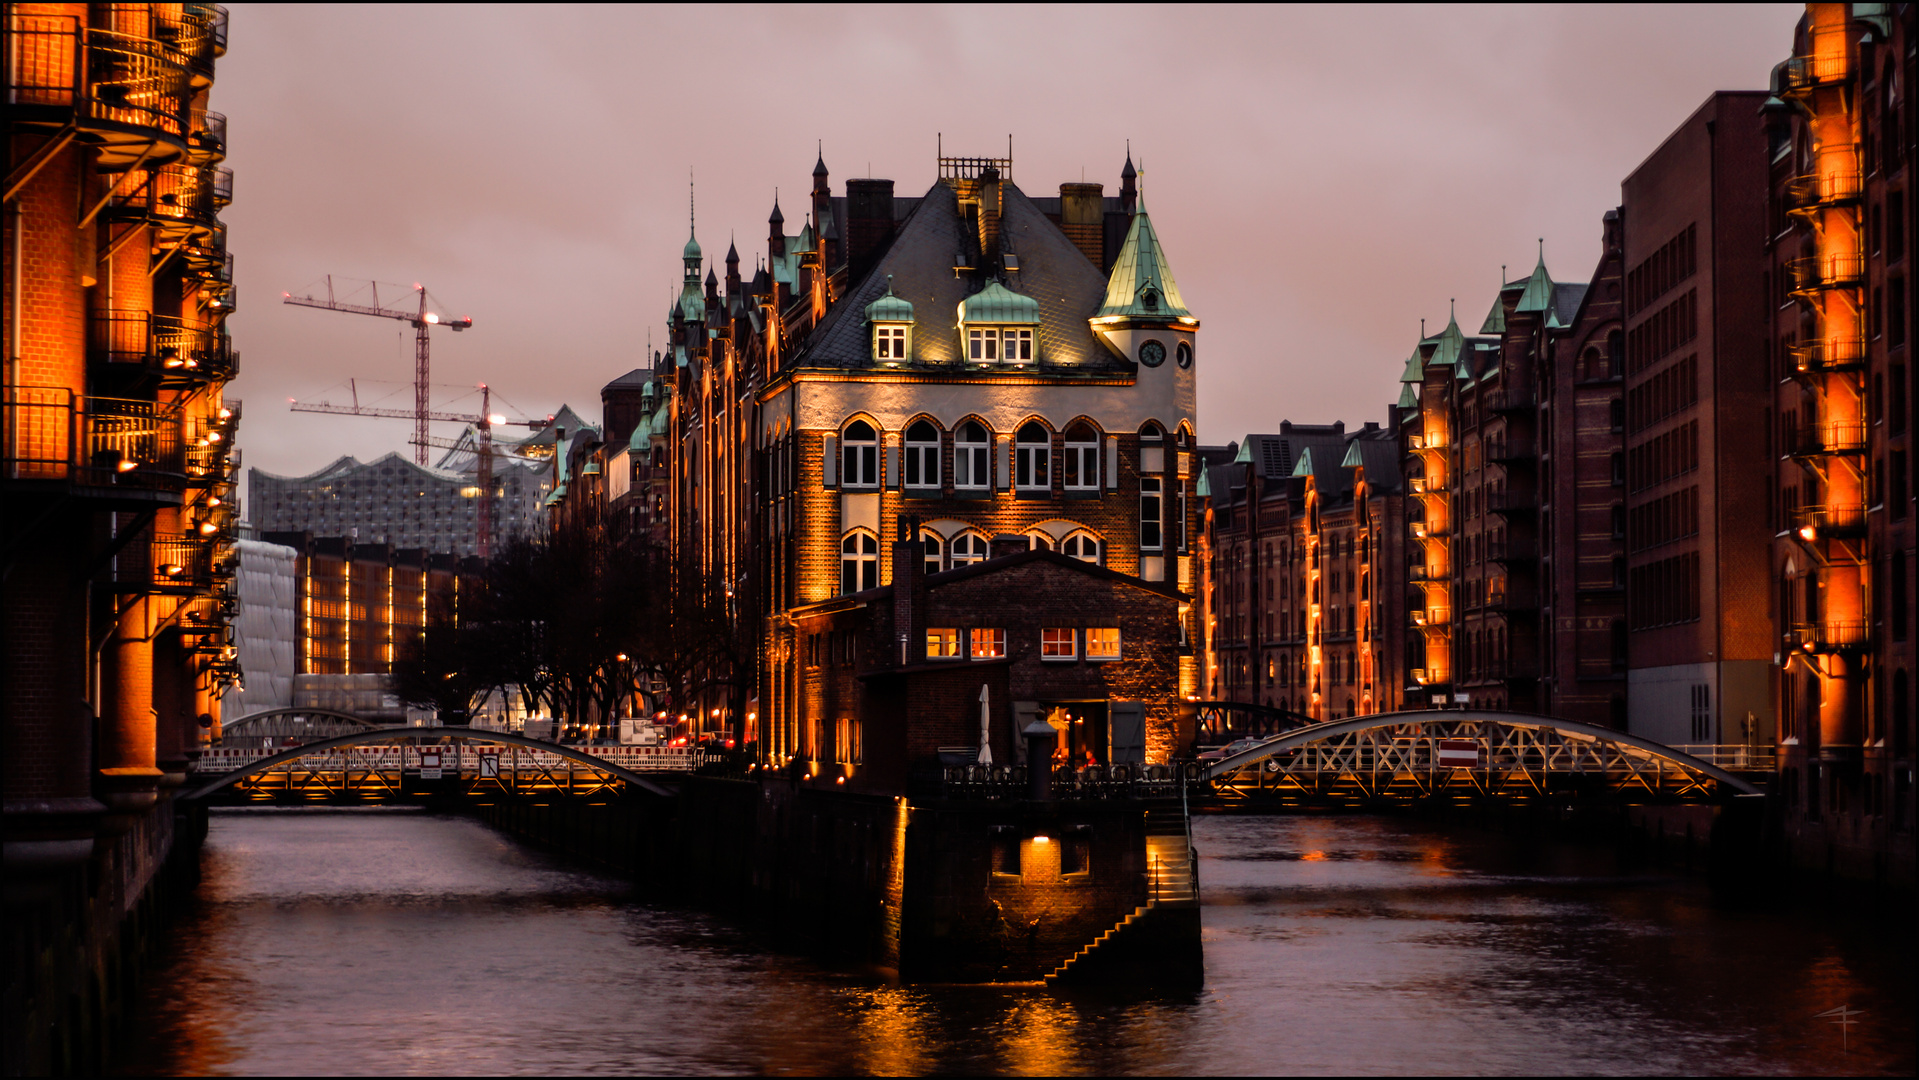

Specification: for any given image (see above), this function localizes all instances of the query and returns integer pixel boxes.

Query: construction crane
[290,383,547,559]
[282,276,472,466]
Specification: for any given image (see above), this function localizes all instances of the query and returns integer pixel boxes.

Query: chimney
[989,533,1028,560]
[977,165,1002,268]
[1059,182,1104,266]
[845,178,896,282]
[891,515,923,666]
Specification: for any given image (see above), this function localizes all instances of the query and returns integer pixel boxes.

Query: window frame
[1041,627,1077,661]
[921,530,944,575]
[840,529,879,595]
[1085,627,1121,661]
[1001,327,1034,364]
[926,627,962,660]
[841,420,880,489]
[873,323,909,361]
[954,421,990,490]
[1015,422,1052,492]
[904,419,941,490]
[1061,531,1102,565]
[970,627,1007,659]
[1140,476,1164,551]
[950,531,989,567]
[1063,426,1100,490]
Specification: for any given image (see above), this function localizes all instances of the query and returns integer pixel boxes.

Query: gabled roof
[1094,199,1193,321]
[604,367,650,389]
[800,180,1117,369]
[1341,431,1403,493]
[1514,252,1555,314]
[1397,382,1420,410]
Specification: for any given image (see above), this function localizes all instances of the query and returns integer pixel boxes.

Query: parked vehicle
[1197,737,1268,764]
[617,717,666,746]
[520,717,555,742]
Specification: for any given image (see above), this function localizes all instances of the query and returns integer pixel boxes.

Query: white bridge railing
[191,743,700,775]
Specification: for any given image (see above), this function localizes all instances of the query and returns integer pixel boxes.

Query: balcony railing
[1791,422,1869,457]
[3,387,188,493]
[1411,608,1452,629]
[183,221,227,272]
[187,110,226,162]
[146,530,234,591]
[176,3,230,83]
[1487,438,1536,464]
[4,15,193,156]
[1786,170,1864,212]
[1791,503,1869,540]
[1788,253,1866,294]
[1788,620,1870,654]
[1789,337,1867,375]
[1485,489,1536,515]
[89,311,232,380]
[1781,51,1849,96]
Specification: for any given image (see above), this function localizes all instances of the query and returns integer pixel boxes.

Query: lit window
[1087,628,1120,660]
[842,420,879,488]
[926,628,961,659]
[1140,477,1163,550]
[1042,627,1077,660]
[1061,532,1101,564]
[1064,423,1100,490]
[1002,328,1033,364]
[835,716,862,764]
[840,531,878,594]
[1016,422,1051,491]
[950,532,989,567]
[905,420,940,489]
[971,628,1006,658]
[874,324,908,360]
[954,421,990,489]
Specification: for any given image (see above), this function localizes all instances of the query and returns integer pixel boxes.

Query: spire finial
[689,168,696,237]
[1421,318,1427,338]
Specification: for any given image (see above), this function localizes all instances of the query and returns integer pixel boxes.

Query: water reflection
[116,808,1913,1076]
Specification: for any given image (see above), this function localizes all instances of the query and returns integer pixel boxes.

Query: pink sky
[220,3,1802,486]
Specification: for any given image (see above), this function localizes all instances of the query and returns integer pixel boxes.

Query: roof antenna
[1421,318,1427,338]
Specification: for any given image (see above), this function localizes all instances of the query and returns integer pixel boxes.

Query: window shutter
[885,444,900,490]
[822,434,837,487]
[1109,701,1146,764]
[1106,436,1120,490]
[996,437,1012,491]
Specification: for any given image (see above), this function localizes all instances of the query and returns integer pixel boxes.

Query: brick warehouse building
[1765,3,1916,880]
[3,4,242,1071]
[552,149,1206,763]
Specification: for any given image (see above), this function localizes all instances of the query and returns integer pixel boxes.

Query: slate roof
[798,180,1123,372]
[604,367,651,389]
[1340,431,1404,494]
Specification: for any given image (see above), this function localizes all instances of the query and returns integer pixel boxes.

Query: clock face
[1139,340,1166,367]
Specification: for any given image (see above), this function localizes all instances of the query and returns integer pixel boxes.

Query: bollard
[1022,718,1057,800]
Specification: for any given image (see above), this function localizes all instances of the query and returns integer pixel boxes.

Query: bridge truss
[1202,711,1766,805]
[185,726,686,802]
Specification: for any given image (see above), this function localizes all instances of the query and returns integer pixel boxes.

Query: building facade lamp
[1799,525,1818,541]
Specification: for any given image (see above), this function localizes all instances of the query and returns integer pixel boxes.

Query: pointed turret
[1094,197,1194,323]
[767,196,786,261]
[1514,242,1555,314]
[1119,148,1138,215]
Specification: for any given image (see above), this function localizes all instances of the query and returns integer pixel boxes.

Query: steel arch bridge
[1201,710,1766,804]
[219,707,380,749]
[184,725,680,802]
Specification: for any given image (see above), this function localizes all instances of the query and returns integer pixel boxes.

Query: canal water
[117,808,1913,1076]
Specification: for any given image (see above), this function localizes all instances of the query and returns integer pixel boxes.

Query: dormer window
[865,277,915,364]
[958,281,1040,366]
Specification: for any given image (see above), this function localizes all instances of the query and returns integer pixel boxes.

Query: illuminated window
[1086,627,1120,660]
[1016,422,1051,491]
[835,716,862,764]
[842,420,879,488]
[926,628,961,659]
[950,532,989,567]
[840,530,878,594]
[1061,532,1101,564]
[874,324,908,360]
[1064,423,1100,490]
[971,627,1006,658]
[954,421,990,489]
[1042,627,1076,660]
[904,420,941,490]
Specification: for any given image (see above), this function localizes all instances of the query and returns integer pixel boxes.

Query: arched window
[1015,422,1051,492]
[1026,530,1054,552]
[954,421,989,491]
[920,530,944,575]
[1061,531,1101,564]
[841,531,878,594]
[904,420,940,490]
[949,532,989,567]
[842,420,878,489]
[1064,423,1100,491]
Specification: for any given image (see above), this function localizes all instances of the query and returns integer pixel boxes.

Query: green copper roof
[678,281,704,322]
[865,278,915,323]
[1428,311,1465,367]
[1195,466,1211,498]
[1094,201,1194,321]
[1480,292,1507,335]
[1399,347,1425,383]
[1290,446,1316,478]
[1233,440,1253,463]
[1514,251,1555,314]
[958,280,1040,325]
[683,230,701,260]
[1397,382,1420,410]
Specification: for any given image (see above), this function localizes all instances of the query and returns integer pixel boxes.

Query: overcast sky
[220,3,1802,491]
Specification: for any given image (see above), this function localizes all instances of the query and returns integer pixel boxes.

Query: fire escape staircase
[1044,809,1199,987]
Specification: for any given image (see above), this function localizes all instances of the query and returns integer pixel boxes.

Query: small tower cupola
[866,275,915,364]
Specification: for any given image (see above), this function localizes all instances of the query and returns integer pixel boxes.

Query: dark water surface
[116,808,1913,1076]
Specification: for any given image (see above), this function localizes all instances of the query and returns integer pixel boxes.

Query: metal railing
[1781,51,1849,95]
[1791,503,1868,539]
[187,109,226,161]
[1791,422,1869,456]
[1789,337,1866,374]
[88,310,231,379]
[1789,253,1866,293]
[1788,621,1870,654]
[1667,745,1777,771]
[3,387,188,490]
[1786,170,1864,210]
[941,762,1201,801]
[4,15,193,142]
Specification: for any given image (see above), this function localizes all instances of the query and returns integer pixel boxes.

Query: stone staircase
[1044,809,1199,986]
